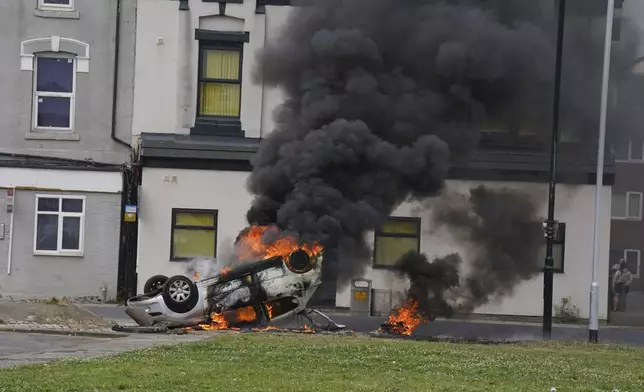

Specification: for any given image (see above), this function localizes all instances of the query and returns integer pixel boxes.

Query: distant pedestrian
[613,260,633,311]
[609,263,620,312]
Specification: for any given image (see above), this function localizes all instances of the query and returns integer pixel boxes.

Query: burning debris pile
[378,300,429,336]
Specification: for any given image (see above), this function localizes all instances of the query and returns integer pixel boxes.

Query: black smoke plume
[244,0,642,297]
[396,186,543,318]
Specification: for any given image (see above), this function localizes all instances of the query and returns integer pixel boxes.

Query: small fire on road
[378,299,428,336]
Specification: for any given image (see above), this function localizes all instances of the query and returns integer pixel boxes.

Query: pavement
[0,322,124,338]
[0,331,214,369]
[4,303,644,370]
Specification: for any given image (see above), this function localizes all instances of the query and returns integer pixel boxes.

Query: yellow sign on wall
[124,205,137,222]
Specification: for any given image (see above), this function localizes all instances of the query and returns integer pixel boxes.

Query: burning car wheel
[143,275,168,293]
[162,275,198,313]
[286,249,313,274]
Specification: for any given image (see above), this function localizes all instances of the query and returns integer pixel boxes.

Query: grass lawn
[1,333,643,392]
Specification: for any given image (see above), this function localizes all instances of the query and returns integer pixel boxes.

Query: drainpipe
[6,188,15,275]
[111,0,131,149]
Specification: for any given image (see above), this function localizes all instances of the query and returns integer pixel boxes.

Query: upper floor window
[198,46,242,119]
[39,0,74,11]
[191,29,249,137]
[612,191,643,220]
[614,140,644,162]
[33,56,76,131]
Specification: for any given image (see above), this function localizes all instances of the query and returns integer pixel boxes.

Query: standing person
[609,263,620,313]
[619,262,634,311]
[613,260,633,311]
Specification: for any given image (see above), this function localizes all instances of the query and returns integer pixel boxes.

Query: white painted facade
[338,181,612,320]
[0,167,122,193]
[136,166,612,319]
[131,0,290,141]
[136,168,253,289]
[132,1,613,320]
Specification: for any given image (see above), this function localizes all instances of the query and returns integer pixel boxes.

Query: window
[170,209,218,261]
[34,195,85,255]
[611,191,643,220]
[38,0,74,11]
[536,222,566,273]
[33,56,76,131]
[373,217,421,268]
[197,46,242,119]
[610,249,640,278]
[614,140,644,162]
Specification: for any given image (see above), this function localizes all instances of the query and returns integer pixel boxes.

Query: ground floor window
[610,249,640,278]
[373,217,421,268]
[34,194,85,255]
[170,209,218,261]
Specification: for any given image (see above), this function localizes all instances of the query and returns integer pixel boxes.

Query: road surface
[84,304,644,346]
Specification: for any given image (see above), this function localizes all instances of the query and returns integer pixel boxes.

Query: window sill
[611,217,642,222]
[169,258,193,262]
[34,251,84,257]
[33,8,80,19]
[615,159,644,164]
[191,118,244,137]
[25,132,80,141]
[371,265,399,271]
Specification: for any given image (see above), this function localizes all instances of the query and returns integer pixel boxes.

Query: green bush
[555,296,581,323]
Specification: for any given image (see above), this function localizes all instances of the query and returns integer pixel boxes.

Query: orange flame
[184,306,259,331]
[265,303,274,319]
[220,266,232,276]
[250,325,280,332]
[301,324,315,333]
[236,225,323,262]
[379,299,428,336]
[193,272,201,280]
[236,306,257,323]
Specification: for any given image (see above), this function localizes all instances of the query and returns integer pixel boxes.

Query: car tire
[162,275,199,314]
[143,275,168,293]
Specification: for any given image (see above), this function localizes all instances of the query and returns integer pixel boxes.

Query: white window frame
[611,191,643,220]
[38,0,74,11]
[615,140,644,163]
[33,194,86,256]
[33,54,76,132]
[32,54,77,132]
[619,249,641,279]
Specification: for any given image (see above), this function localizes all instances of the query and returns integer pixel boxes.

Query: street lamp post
[543,0,567,341]
[589,0,615,343]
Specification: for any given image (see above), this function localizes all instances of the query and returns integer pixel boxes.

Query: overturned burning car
[124,233,346,331]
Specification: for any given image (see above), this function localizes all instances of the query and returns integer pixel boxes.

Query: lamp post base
[589,329,598,343]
